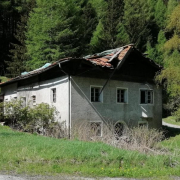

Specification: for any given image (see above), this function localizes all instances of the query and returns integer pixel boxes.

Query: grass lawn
[0,126,180,179]
[163,116,180,126]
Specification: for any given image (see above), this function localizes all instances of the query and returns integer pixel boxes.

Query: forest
[0,0,180,116]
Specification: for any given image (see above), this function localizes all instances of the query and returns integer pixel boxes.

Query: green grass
[0,126,180,178]
[163,116,180,126]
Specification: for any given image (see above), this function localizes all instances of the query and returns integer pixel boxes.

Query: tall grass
[0,125,180,178]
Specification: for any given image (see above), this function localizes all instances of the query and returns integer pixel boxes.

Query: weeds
[71,121,165,154]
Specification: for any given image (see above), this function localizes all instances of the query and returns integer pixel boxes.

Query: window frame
[89,121,103,137]
[90,85,103,103]
[139,89,154,105]
[116,87,128,104]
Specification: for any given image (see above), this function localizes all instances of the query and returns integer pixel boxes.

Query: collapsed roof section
[0,44,162,86]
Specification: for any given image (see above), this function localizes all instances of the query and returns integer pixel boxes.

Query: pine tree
[123,0,153,51]
[7,0,36,77]
[26,0,92,69]
[77,0,98,56]
[90,0,126,53]
[154,0,167,29]
[0,0,23,76]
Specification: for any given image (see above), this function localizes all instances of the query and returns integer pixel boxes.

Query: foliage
[154,0,167,29]
[28,103,58,134]
[0,99,30,127]
[26,0,97,69]
[1,0,180,117]
[0,76,9,83]
[0,99,59,135]
[123,0,153,51]
[90,0,127,52]
[7,0,36,77]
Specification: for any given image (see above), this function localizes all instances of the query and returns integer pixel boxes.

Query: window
[21,97,26,107]
[114,122,124,137]
[117,88,127,103]
[138,121,148,128]
[90,122,102,136]
[91,87,102,102]
[51,88,56,103]
[32,95,36,105]
[140,90,153,104]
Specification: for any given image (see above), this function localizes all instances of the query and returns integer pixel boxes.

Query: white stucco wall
[71,76,162,129]
[2,76,69,127]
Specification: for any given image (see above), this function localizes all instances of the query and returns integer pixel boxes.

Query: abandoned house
[0,44,162,136]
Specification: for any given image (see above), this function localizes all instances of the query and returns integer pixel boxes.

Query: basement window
[90,122,102,136]
[140,90,153,104]
[91,86,103,102]
[138,121,148,128]
[117,88,128,103]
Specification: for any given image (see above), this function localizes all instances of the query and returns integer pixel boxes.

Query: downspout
[58,63,71,139]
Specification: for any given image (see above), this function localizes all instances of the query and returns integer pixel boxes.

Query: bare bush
[71,122,165,154]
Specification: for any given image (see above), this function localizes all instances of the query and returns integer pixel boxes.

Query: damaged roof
[0,44,162,86]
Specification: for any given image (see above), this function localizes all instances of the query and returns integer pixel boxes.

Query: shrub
[0,99,64,137]
[0,99,30,128]
[71,122,165,154]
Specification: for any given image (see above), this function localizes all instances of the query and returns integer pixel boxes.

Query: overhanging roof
[0,44,162,86]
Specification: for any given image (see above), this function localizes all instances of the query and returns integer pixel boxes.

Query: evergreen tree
[123,0,153,51]
[69,0,98,56]
[0,0,23,76]
[7,0,36,77]
[26,0,96,69]
[90,0,126,53]
[154,0,167,29]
